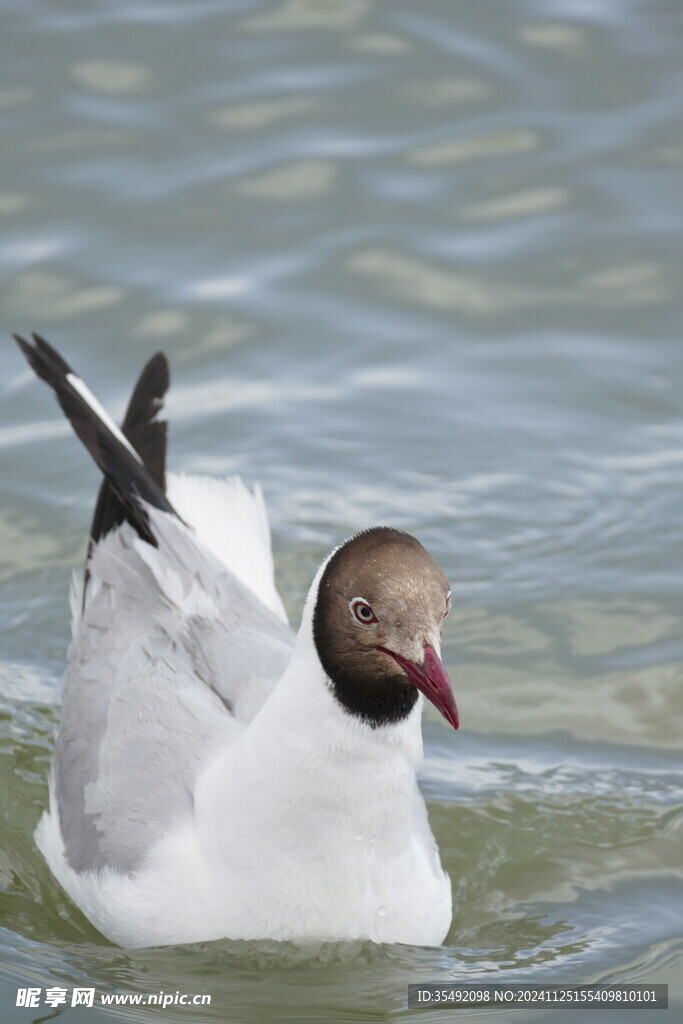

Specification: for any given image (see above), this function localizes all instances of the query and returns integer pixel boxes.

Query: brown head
[312,527,458,729]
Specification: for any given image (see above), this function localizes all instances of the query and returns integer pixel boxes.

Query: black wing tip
[147,350,170,383]
[14,331,74,381]
[15,332,178,550]
[88,347,171,552]
[123,351,171,427]
[15,334,170,401]
[13,332,36,364]
[136,350,170,393]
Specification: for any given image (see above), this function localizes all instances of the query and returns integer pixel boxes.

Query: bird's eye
[350,598,378,625]
[444,592,452,618]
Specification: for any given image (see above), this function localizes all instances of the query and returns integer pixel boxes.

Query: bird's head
[312,527,458,730]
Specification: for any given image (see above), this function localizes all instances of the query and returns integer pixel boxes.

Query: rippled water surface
[1,0,682,1021]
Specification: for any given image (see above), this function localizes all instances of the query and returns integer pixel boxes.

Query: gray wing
[56,510,293,873]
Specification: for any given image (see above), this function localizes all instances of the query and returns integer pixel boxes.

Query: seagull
[15,333,459,949]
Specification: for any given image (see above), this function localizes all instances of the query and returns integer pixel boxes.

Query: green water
[1,0,682,1021]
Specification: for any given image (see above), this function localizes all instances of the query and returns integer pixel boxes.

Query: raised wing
[58,508,293,873]
[16,336,294,873]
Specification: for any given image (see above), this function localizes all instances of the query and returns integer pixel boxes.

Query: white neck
[196,565,425,864]
[258,554,424,763]
[255,613,424,765]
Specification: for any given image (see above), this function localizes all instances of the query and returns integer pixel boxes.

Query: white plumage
[15,334,456,949]
[36,475,452,948]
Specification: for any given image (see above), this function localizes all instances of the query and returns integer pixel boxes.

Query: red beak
[376,644,459,730]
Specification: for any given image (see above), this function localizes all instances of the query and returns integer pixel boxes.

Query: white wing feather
[52,476,293,873]
[166,472,288,624]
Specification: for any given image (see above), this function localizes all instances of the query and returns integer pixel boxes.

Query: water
[1,0,682,1020]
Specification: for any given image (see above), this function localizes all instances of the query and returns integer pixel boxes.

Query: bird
[14,333,459,949]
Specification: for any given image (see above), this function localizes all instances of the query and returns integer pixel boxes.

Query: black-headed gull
[15,334,459,949]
